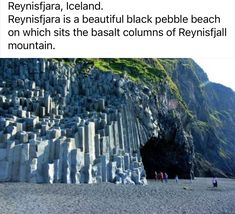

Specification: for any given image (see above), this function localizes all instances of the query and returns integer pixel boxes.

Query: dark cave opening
[140,137,189,179]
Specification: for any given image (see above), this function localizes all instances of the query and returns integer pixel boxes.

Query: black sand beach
[0,178,235,214]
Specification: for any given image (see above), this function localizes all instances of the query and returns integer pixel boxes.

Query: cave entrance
[140,137,186,179]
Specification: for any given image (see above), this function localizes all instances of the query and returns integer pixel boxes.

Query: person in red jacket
[160,172,164,182]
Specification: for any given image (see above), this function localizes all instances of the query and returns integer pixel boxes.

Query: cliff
[0,58,234,184]
[160,59,235,177]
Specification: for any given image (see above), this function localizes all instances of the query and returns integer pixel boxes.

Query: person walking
[175,175,179,183]
[154,171,158,181]
[160,172,164,182]
[164,172,168,183]
[212,177,218,187]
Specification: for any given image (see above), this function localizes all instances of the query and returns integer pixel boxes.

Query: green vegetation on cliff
[77,58,167,83]
[54,58,191,117]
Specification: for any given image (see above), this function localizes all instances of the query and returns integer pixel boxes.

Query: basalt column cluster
[0,59,148,184]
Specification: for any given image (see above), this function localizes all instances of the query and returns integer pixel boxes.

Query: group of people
[154,171,168,183]
[154,171,180,183]
[154,171,219,188]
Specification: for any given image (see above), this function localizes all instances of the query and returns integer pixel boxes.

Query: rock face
[5,58,234,183]
[161,59,235,177]
[0,59,151,184]
[0,59,182,183]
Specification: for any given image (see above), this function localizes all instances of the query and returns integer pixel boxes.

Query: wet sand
[0,178,234,214]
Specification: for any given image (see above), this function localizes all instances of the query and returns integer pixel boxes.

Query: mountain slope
[160,59,235,177]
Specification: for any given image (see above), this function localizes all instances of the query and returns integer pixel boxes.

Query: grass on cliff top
[158,59,178,74]
[76,58,184,100]
[53,58,172,87]
[54,58,189,112]
[77,58,168,84]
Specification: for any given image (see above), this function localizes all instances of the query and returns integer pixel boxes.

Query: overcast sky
[194,58,235,91]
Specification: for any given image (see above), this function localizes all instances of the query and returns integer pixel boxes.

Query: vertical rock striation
[0,59,194,183]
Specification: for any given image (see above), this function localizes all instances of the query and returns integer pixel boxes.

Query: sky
[194,58,235,91]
